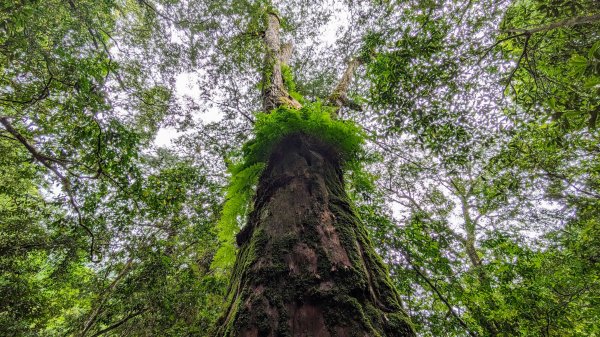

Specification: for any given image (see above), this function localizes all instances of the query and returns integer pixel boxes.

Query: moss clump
[281,64,296,92]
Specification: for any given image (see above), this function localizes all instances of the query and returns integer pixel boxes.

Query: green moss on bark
[213,132,415,337]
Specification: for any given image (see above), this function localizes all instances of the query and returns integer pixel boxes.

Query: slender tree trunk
[214,133,415,336]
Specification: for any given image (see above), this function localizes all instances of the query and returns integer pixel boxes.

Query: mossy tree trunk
[214,133,415,337]
[214,9,415,336]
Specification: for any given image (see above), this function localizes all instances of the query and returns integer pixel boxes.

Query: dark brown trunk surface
[215,133,415,337]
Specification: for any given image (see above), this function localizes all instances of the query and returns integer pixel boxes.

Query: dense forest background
[1,0,598,336]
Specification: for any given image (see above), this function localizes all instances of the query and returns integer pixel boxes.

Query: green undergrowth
[211,102,367,270]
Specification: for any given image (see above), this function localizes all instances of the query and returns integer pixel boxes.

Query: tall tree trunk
[214,133,415,337]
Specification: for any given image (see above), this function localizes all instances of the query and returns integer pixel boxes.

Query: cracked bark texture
[214,133,415,337]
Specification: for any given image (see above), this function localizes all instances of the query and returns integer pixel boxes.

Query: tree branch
[262,12,284,112]
[88,308,147,337]
[328,58,363,112]
[0,117,97,262]
[400,247,477,336]
[589,105,598,130]
[0,74,53,105]
[504,34,530,94]
[279,42,293,64]
[0,118,70,167]
[261,12,301,112]
[480,13,599,64]
[136,0,202,26]
[80,258,135,337]
[478,32,529,64]
[412,265,477,336]
[501,13,600,35]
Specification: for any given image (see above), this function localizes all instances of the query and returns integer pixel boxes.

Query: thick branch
[0,118,69,169]
[449,179,482,269]
[279,42,293,64]
[262,13,284,112]
[261,13,301,112]
[328,58,363,112]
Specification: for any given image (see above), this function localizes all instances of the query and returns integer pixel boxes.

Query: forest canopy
[0,0,599,336]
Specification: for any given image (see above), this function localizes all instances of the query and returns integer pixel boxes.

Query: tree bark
[214,133,415,337]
